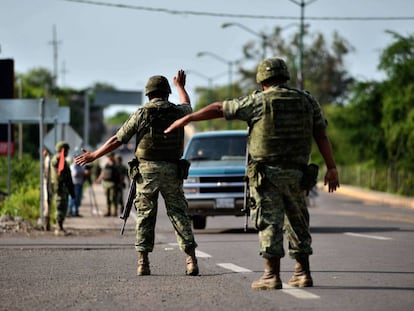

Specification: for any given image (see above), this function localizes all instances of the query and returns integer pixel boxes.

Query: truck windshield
[185,135,246,161]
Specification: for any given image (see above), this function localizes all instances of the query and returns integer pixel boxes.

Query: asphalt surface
[62,182,414,232]
[1,183,413,311]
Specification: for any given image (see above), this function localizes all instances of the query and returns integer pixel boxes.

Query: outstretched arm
[173,69,190,104]
[314,129,340,192]
[164,102,224,133]
[74,135,122,166]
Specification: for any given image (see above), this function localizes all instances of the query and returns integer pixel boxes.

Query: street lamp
[186,69,228,92]
[221,22,268,59]
[186,70,227,130]
[83,89,91,148]
[196,51,237,99]
[196,52,240,129]
[221,22,301,60]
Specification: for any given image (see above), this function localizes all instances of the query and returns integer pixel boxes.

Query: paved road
[1,184,413,311]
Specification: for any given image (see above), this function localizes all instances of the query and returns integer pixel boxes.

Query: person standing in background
[50,141,75,236]
[115,154,129,215]
[96,152,119,217]
[42,147,52,231]
[68,153,85,217]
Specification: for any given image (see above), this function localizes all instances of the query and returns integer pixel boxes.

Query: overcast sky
[1,0,413,115]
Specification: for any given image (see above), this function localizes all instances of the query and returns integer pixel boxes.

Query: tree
[329,82,387,165]
[377,31,414,170]
[324,31,414,195]
[194,27,356,132]
[193,84,246,131]
[14,68,112,157]
[238,27,355,105]
[14,68,55,157]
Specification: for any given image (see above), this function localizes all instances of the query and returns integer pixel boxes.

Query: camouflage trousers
[52,189,69,224]
[103,181,118,214]
[134,161,197,253]
[249,166,312,259]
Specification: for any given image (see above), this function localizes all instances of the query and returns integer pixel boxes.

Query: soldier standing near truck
[164,57,340,290]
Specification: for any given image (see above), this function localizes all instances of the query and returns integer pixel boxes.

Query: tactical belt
[138,158,180,164]
[262,161,305,171]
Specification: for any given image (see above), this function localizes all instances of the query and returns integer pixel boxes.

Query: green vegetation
[194,30,414,196]
[106,111,131,125]
[0,155,43,222]
[1,30,413,223]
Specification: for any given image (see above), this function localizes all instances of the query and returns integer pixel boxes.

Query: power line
[61,0,414,21]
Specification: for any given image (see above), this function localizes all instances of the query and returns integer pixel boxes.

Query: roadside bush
[338,163,413,196]
[1,185,40,222]
[0,154,41,221]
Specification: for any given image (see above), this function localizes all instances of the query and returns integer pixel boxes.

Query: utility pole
[61,61,68,87]
[288,0,317,90]
[49,24,61,88]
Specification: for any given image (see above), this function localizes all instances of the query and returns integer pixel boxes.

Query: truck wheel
[192,216,207,229]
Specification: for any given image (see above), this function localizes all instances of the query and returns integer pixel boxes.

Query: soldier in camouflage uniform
[96,152,119,217]
[50,141,75,236]
[165,57,340,289]
[115,154,129,215]
[74,70,199,276]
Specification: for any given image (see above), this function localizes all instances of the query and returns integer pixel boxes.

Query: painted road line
[196,250,212,258]
[282,284,320,299]
[217,263,319,299]
[217,263,252,273]
[344,232,392,240]
[167,244,212,258]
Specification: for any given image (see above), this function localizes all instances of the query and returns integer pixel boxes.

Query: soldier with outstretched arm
[164,57,339,290]
[75,70,199,277]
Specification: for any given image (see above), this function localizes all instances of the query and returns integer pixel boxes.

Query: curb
[320,183,414,210]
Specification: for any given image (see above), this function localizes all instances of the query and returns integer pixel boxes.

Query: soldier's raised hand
[174,69,186,88]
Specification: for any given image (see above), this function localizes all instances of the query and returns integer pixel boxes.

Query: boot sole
[251,284,283,290]
[186,268,199,276]
[288,281,313,287]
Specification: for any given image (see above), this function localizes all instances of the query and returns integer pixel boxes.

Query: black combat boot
[137,252,151,276]
[104,207,111,217]
[44,216,50,231]
[251,257,283,290]
[185,248,199,276]
[288,255,313,287]
[54,220,67,236]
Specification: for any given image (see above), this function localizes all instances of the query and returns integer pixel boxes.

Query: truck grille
[198,176,245,194]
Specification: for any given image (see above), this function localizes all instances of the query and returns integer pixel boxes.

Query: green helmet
[55,141,69,152]
[256,57,290,83]
[145,75,172,96]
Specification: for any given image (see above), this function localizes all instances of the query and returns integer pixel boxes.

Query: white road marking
[217,263,319,299]
[281,284,320,299]
[196,250,212,258]
[166,244,212,258]
[217,263,252,273]
[344,232,392,240]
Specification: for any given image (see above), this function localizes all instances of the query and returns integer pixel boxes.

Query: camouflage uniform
[223,85,326,259]
[50,141,75,235]
[101,153,119,217]
[116,99,197,253]
[115,155,128,214]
